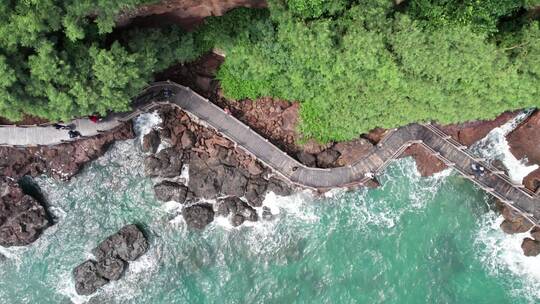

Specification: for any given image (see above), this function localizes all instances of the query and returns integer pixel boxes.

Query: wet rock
[93,225,148,262]
[73,225,148,295]
[182,203,214,229]
[154,181,189,203]
[230,214,245,227]
[401,144,447,177]
[216,197,258,225]
[142,129,161,153]
[297,151,316,167]
[523,168,540,193]
[73,260,108,296]
[244,179,267,207]
[521,237,540,257]
[267,178,292,197]
[144,148,183,177]
[507,110,540,167]
[498,201,534,234]
[316,149,340,168]
[262,206,273,220]
[0,179,50,247]
[531,226,540,240]
[96,257,125,281]
[218,166,248,197]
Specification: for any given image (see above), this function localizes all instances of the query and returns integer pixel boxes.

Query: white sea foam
[133,111,162,145]
[471,111,538,183]
[475,213,540,302]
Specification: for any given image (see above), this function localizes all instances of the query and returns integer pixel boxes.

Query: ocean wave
[475,212,540,302]
[471,111,538,184]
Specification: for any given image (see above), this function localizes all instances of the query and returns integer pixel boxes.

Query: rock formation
[73,225,148,295]
[0,178,50,247]
[182,203,215,229]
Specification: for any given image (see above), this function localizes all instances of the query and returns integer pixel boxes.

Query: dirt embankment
[116,0,267,30]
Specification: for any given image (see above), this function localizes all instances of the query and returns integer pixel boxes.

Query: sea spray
[471,111,538,183]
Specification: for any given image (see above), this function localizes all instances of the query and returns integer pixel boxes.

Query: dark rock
[498,201,534,234]
[180,130,196,149]
[216,197,258,224]
[218,166,248,197]
[73,260,108,296]
[316,149,340,168]
[230,214,245,227]
[521,237,540,257]
[262,206,273,220]
[0,179,50,247]
[267,178,292,196]
[182,203,214,229]
[144,148,183,177]
[297,152,316,167]
[142,129,161,153]
[244,179,267,207]
[153,181,189,203]
[188,155,221,198]
[96,256,125,281]
[93,225,148,262]
[531,226,540,240]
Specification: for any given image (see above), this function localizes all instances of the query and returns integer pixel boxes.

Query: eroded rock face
[154,181,189,203]
[0,178,50,247]
[182,203,215,230]
[521,238,540,257]
[73,225,148,295]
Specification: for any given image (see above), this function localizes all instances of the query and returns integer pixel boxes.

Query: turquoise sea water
[1,136,540,304]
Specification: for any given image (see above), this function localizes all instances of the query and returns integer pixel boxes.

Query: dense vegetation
[1,0,540,142]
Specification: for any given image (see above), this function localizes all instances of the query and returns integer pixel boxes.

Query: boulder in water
[154,181,189,203]
[96,257,126,281]
[521,237,540,256]
[93,225,148,262]
[182,203,214,229]
[0,178,50,247]
[73,260,108,296]
[216,197,258,226]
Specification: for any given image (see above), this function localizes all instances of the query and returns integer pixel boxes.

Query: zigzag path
[0,81,538,226]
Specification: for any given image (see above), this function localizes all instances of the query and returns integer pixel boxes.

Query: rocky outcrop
[497,201,533,234]
[0,123,134,180]
[0,178,50,247]
[182,203,214,229]
[142,107,293,228]
[153,181,189,203]
[216,197,258,226]
[73,225,148,295]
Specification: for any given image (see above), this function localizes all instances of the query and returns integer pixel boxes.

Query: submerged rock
[521,237,540,257]
[153,181,189,203]
[0,178,50,247]
[182,203,215,229]
[73,260,108,296]
[262,206,273,221]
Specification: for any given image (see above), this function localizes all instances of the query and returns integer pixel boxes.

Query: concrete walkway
[1,81,538,226]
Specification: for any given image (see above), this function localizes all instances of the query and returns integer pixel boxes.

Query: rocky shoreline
[143,106,291,229]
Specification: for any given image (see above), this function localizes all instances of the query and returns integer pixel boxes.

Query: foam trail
[471,111,538,183]
[476,213,540,302]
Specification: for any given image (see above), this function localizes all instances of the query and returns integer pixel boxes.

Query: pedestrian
[68,130,82,138]
[88,115,99,123]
